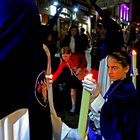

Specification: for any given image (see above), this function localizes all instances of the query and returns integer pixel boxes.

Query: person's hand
[45,74,53,84]
[67,128,81,140]
[82,74,99,98]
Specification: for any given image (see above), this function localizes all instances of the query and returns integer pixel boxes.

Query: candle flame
[132,50,136,55]
[45,74,53,79]
[84,73,93,81]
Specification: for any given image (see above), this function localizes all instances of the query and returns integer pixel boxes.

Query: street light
[53,0,58,6]
[73,7,78,21]
[73,7,78,12]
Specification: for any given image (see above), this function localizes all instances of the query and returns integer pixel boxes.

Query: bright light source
[132,50,136,55]
[74,7,78,12]
[53,1,58,6]
[50,5,57,16]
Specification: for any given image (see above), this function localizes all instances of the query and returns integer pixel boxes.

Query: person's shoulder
[116,78,136,98]
[123,77,136,88]
[74,53,85,58]
[80,33,88,38]
[71,53,77,58]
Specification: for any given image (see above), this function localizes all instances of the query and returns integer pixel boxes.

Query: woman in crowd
[61,25,81,54]
[46,47,98,113]
[82,50,139,140]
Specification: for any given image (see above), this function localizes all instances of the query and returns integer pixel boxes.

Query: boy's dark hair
[60,47,72,55]
[109,50,131,68]
[80,27,85,33]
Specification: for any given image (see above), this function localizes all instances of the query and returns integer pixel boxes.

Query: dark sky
[132,0,140,22]
[133,0,140,4]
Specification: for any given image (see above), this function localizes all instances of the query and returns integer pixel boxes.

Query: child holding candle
[82,50,139,140]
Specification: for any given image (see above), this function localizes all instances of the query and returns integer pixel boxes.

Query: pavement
[57,110,80,128]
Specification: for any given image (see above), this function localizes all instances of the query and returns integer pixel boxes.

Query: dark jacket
[79,33,89,55]
[61,34,81,54]
[0,0,53,139]
[92,3,124,59]
[100,78,140,140]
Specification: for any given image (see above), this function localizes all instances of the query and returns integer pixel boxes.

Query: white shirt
[69,36,75,53]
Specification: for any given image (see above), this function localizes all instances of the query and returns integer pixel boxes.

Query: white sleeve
[91,94,105,113]
[61,123,71,140]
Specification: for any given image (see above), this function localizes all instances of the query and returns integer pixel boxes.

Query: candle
[78,74,92,140]
[45,74,53,79]
[132,50,137,88]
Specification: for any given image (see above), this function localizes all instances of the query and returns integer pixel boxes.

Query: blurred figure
[46,47,99,114]
[90,0,124,59]
[90,23,105,70]
[0,1,80,140]
[44,30,60,73]
[126,23,137,52]
[61,25,81,54]
[47,47,87,113]
[0,1,52,139]
[86,30,93,49]
[79,27,90,55]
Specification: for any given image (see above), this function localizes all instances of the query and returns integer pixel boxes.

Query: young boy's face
[62,53,71,62]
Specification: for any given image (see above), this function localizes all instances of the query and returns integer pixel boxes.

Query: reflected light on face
[62,54,71,62]
[107,57,127,81]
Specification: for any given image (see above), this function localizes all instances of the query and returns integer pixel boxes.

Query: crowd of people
[0,0,139,140]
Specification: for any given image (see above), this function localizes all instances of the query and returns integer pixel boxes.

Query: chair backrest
[0,108,30,140]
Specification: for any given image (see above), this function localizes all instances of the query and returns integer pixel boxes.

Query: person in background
[90,23,105,70]
[61,25,81,54]
[82,50,139,140]
[86,30,92,49]
[79,27,90,55]
[44,30,60,73]
[0,0,81,140]
[90,0,124,59]
[126,23,137,52]
[46,47,88,113]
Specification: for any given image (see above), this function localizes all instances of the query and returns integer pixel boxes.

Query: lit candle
[78,74,92,140]
[132,50,137,88]
[45,74,53,79]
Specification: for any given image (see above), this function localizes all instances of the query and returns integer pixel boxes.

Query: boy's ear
[125,65,129,73]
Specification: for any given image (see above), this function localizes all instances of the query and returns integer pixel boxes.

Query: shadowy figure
[90,0,124,58]
[90,23,105,70]
[41,6,63,42]
[79,27,89,55]
[61,25,81,54]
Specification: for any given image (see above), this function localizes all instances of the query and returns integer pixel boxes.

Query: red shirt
[52,53,99,81]
[52,53,87,81]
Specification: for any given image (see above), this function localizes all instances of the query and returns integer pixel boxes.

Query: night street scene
[0,0,140,140]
